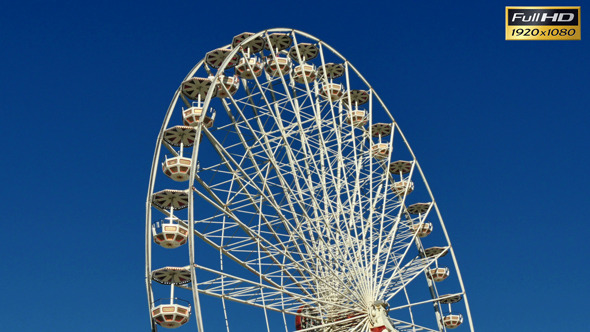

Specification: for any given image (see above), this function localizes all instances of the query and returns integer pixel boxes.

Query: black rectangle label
[508,8,578,26]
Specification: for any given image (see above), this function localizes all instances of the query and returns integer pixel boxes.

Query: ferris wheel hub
[369,301,399,332]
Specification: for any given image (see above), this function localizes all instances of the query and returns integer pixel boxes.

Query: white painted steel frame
[146,28,474,332]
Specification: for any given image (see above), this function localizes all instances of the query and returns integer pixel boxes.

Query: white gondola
[265,56,291,77]
[182,107,214,128]
[406,202,431,215]
[152,190,189,211]
[152,303,191,329]
[371,143,389,160]
[235,57,264,79]
[317,63,345,79]
[345,110,367,128]
[151,266,192,328]
[427,267,450,282]
[391,180,414,196]
[319,83,344,101]
[153,222,188,249]
[162,156,191,182]
[215,75,240,98]
[152,208,188,249]
[423,246,448,258]
[411,222,433,237]
[442,314,463,329]
[292,64,316,83]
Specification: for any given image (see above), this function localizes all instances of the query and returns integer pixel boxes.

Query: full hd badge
[506,7,581,40]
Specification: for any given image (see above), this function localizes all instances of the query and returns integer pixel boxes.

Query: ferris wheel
[145,28,474,332]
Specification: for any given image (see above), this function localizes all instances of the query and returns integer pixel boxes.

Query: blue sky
[1,1,588,331]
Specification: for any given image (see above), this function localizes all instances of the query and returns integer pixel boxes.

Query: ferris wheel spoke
[198,127,305,226]
[187,264,359,314]
[388,291,464,313]
[251,103,326,216]
[257,201,278,332]
[201,131,368,302]
[373,210,415,292]
[365,167,395,293]
[389,317,440,332]
[192,176,364,307]
[226,99,354,274]
[374,173,426,295]
[289,33,321,113]
[190,184,322,297]
[263,34,312,123]
[381,249,449,303]
[223,83,323,222]
[258,42,345,218]
[397,274,418,332]
[372,131,398,282]
[313,44,352,220]
[336,131,372,283]
[204,101,341,281]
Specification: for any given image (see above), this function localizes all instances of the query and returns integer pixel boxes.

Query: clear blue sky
[1,1,588,331]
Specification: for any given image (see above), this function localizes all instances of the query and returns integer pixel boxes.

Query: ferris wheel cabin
[161,156,191,182]
[391,180,414,196]
[443,313,463,329]
[265,56,291,77]
[215,75,240,98]
[151,303,191,329]
[319,83,344,101]
[292,64,316,83]
[345,110,368,128]
[235,57,264,79]
[428,267,450,282]
[153,222,188,249]
[411,222,433,238]
[182,107,215,128]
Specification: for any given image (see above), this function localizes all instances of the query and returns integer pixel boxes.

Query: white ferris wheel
[145,28,474,332]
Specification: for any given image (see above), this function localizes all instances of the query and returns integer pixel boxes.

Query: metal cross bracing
[146,28,474,332]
